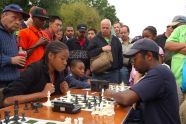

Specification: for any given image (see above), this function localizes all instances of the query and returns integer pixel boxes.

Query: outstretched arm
[104,89,140,106]
[3,83,55,106]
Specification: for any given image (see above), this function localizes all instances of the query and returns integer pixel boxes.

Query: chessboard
[1,116,65,124]
[51,93,115,112]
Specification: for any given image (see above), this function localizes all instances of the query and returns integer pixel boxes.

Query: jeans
[120,66,129,84]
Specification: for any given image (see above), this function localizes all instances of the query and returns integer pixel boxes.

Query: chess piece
[43,91,52,107]
[83,94,87,103]
[23,102,29,110]
[13,101,19,121]
[75,95,78,104]
[4,111,10,124]
[78,117,83,124]
[88,102,91,109]
[34,105,39,113]
[21,112,26,121]
[66,91,71,102]
[74,118,78,124]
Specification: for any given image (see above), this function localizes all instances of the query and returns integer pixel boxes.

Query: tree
[84,0,119,23]
[59,2,101,31]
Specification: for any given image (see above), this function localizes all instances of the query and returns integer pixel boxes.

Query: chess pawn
[74,119,78,124]
[78,117,83,124]
[43,91,52,107]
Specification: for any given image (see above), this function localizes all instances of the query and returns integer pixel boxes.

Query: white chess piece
[78,117,83,124]
[66,91,71,102]
[101,88,104,97]
[74,119,78,124]
[43,91,52,107]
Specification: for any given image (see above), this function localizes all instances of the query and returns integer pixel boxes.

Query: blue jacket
[65,73,90,89]
[0,24,20,81]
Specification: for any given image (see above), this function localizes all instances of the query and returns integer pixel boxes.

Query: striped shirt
[0,24,20,81]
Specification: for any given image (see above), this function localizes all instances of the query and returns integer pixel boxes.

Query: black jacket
[67,37,90,70]
[3,60,64,99]
[87,32,123,71]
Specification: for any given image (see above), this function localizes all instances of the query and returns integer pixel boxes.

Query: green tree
[59,2,101,31]
[85,0,119,23]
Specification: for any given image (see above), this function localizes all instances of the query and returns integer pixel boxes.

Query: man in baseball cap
[104,38,180,124]
[0,4,28,88]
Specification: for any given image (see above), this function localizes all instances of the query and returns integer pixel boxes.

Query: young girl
[3,41,69,106]
[65,60,90,88]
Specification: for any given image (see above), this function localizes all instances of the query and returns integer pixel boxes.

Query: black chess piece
[75,95,78,104]
[21,112,26,122]
[83,94,87,103]
[35,102,43,108]
[31,102,35,110]
[4,111,10,124]
[34,105,39,113]
[23,102,29,110]
[88,102,92,109]
[85,100,89,107]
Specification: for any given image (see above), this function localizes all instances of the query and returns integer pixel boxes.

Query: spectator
[0,4,29,88]
[67,24,90,76]
[62,26,74,44]
[18,7,49,67]
[156,24,173,50]
[142,26,157,41]
[41,16,62,41]
[65,60,90,89]
[87,28,97,41]
[3,41,69,106]
[88,19,123,83]
[119,25,133,84]
[165,15,186,87]
[113,21,121,38]
[55,30,63,41]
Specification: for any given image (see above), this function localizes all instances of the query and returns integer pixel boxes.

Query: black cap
[3,4,29,19]
[31,7,48,19]
[124,38,159,57]
[77,24,87,32]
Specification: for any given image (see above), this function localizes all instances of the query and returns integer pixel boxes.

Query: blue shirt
[131,65,180,124]
[0,24,20,81]
[65,73,90,89]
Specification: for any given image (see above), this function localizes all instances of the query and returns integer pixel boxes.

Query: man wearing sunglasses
[18,7,49,68]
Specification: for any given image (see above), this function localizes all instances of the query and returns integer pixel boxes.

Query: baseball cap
[124,38,159,57]
[77,24,87,32]
[2,4,29,19]
[168,15,186,26]
[31,7,48,19]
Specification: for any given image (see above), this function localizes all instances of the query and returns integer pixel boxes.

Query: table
[0,89,131,124]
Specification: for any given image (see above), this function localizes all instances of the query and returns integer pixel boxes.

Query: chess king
[3,41,69,106]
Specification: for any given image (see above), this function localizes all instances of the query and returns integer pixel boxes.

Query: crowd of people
[0,3,186,124]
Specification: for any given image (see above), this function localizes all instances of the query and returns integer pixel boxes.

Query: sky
[108,0,186,37]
